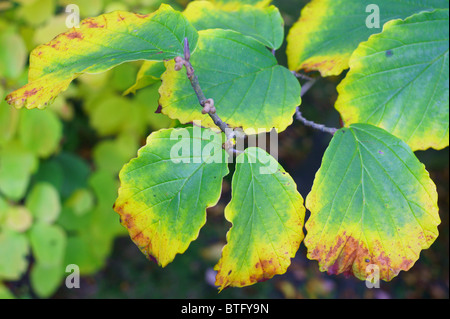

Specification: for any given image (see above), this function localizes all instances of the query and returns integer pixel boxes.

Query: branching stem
[293,73,338,135]
[179,38,337,140]
[295,108,338,135]
[300,78,317,97]
[177,38,235,142]
[291,70,313,81]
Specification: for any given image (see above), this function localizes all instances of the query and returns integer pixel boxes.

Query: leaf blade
[210,0,272,9]
[335,9,449,151]
[114,127,229,267]
[305,124,440,281]
[215,148,305,290]
[286,0,448,76]
[159,29,301,133]
[184,2,284,49]
[6,4,198,109]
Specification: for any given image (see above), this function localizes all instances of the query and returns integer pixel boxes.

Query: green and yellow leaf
[215,148,305,290]
[184,1,284,49]
[208,0,272,10]
[335,9,449,151]
[114,127,229,267]
[160,29,301,134]
[123,61,165,95]
[286,0,448,76]
[305,124,440,281]
[127,0,281,94]
[6,4,198,109]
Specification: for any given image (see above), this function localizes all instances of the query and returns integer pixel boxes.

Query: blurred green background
[0,0,448,299]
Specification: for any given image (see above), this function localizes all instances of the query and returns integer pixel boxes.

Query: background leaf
[0,229,29,280]
[92,134,139,175]
[0,140,38,201]
[124,61,166,95]
[335,9,449,151]
[305,124,440,281]
[26,182,61,224]
[18,109,63,158]
[30,262,65,298]
[215,147,305,290]
[28,223,67,266]
[209,0,272,9]
[0,101,20,146]
[0,283,14,299]
[4,206,33,233]
[0,27,27,79]
[63,188,95,217]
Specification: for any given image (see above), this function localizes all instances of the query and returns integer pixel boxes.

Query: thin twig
[301,78,317,97]
[178,38,234,142]
[291,70,313,81]
[294,72,337,134]
[295,108,338,135]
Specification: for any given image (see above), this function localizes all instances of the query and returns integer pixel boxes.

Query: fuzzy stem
[301,78,317,97]
[295,108,338,135]
[291,70,313,81]
[181,38,234,141]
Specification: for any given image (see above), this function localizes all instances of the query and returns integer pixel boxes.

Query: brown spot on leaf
[67,31,83,40]
[399,257,414,270]
[86,20,103,28]
[50,41,61,49]
[250,259,277,283]
[23,88,38,98]
[114,203,160,266]
[310,232,417,281]
[302,58,338,73]
[135,13,149,19]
